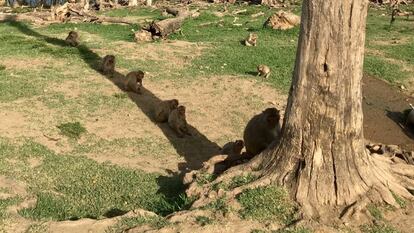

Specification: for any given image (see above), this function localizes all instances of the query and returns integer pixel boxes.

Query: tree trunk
[253,0,414,219]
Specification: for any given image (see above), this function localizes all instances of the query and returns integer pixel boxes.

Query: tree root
[185,144,414,225]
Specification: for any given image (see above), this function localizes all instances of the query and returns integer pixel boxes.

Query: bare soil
[362,75,414,151]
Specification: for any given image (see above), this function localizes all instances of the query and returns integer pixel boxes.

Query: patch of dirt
[363,75,414,151]
[0,176,28,198]
[115,40,205,69]
[385,202,414,233]
[0,103,71,153]
[0,57,61,70]
[51,80,84,98]
[128,219,266,233]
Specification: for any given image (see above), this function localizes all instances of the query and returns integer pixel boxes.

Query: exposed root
[185,143,414,224]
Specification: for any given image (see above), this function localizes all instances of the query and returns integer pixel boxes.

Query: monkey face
[234,140,244,152]
[177,106,186,115]
[170,99,179,109]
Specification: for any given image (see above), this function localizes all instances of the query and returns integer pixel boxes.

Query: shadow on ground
[2,17,223,217]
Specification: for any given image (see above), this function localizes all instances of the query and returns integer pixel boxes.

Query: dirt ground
[363,75,414,151]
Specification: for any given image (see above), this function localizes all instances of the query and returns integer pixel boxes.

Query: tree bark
[253,0,414,219]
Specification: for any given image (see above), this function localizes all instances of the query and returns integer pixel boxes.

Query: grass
[367,204,383,221]
[361,223,400,233]
[205,197,230,215]
[107,215,168,233]
[237,186,297,224]
[390,191,407,208]
[57,122,87,139]
[0,139,191,221]
[195,173,216,186]
[273,228,312,233]
[195,216,214,226]
[228,173,257,189]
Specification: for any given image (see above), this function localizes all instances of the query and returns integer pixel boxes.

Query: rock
[134,30,152,42]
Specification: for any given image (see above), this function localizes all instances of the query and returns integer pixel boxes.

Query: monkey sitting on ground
[168,105,191,138]
[101,55,116,76]
[221,139,244,157]
[124,71,144,94]
[245,33,258,47]
[154,99,179,123]
[257,64,271,80]
[221,139,245,167]
[243,107,281,158]
[65,31,79,47]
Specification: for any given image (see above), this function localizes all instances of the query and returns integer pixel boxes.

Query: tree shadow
[3,16,221,172]
[385,110,414,140]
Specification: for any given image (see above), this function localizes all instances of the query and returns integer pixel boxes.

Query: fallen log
[144,8,196,39]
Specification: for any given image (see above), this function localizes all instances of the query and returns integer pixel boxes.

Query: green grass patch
[0,139,190,220]
[361,223,400,233]
[205,197,230,215]
[0,197,22,220]
[170,9,297,90]
[57,122,87,139]
[237,186,297,224]
[195,173,216,186]
[364,55,410,83]
[73,136,177,159]
[390,191,406,208]
[228,173,257,190]
[273,227,312,233]
[367,204,383,221]
[99,7,165,20]
[195,216,213,226]
[106,215,168,233]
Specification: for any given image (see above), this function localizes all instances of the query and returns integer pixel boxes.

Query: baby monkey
[124,71,144,94]
[101,55,116,76]
[168,105,191,138]
[245,33,258,47]
[65,31,79,47]
[154,99,179,123]
[257,64,271,80]
[221,139,245,168]
[221,140,244,157]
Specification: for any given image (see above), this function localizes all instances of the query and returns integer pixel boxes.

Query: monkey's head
[104,55,115,65]
[170,99,179,109]
[234,140,244,153]
[137,70,145,80]
[69,31,78,38]
[177,105,186,116]
[263,107,280,128]
[250,33,257,40]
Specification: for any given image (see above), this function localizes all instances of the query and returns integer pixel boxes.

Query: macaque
[245,33,258,47]
[168,105,191,138]
[243,108,281,158]
[154,99,179,123]
[101,55,115,76]
[124,71,144,94]
[65,31,79,47]
[257,64,271,80]
[221,140,244,157]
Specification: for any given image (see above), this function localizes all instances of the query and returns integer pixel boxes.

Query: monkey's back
[243,113,280,156]
[154,102,170,123]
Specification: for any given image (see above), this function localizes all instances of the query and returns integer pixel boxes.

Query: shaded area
[362,75,414,151]
[2,17,221,171]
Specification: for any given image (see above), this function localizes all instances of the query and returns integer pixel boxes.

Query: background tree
[194,0,414,222]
